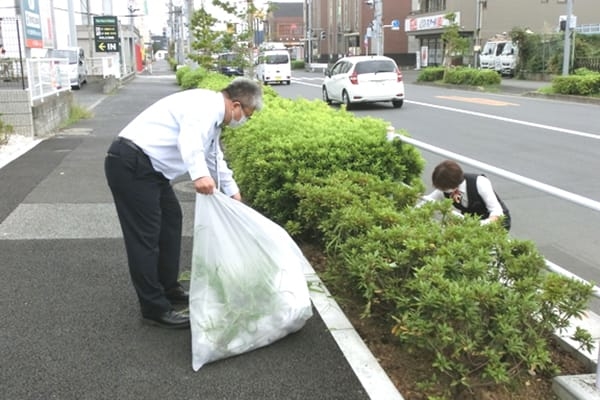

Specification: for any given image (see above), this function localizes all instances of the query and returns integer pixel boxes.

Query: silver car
[322,55,405,109]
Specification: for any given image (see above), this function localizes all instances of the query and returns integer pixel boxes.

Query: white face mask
[229,106,248,128]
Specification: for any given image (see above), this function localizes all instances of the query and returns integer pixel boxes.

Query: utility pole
[306,0,312,66]
[186,0,194,55]
[49,0,58,48]
[173,5,183,65]
[374,0,383,56]
[247,0,255,77]
[67,0,77,47]
[474,0,482,68]
[168,0,174,58]
[561,0,573,76]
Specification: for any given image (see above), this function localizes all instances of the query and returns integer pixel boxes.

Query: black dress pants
[104,138,182,317]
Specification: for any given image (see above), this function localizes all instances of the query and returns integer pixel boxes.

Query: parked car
[216,52,244,77]
[322,55,405,109]
[48,47,87,90]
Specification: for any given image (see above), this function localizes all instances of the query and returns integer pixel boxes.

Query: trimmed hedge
[552,69,600,95]
[222,96,425,236]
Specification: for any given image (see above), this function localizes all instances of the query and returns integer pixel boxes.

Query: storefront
[405,11,468,67]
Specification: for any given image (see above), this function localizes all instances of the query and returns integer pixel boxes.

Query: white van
[255,50,291,85]
[499,41,518,76]
[479,40,508,72]
[50,47,87,89]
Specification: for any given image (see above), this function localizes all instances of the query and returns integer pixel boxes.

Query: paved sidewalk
[0,62,403,400]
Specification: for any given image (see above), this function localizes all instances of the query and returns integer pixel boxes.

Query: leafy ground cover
[302,244,590,400]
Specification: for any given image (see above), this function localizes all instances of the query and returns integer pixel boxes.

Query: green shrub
[332,199,593,396]
[180,67,208,90]
[552,73,600,95]
[444,67,501,86]
[221,96,424,235]
[175,65,191,85]
[552,73,600,96]
[291,59,305,70]
[0,115,14,145]
[417,67,445,82]
[294,170,423,246]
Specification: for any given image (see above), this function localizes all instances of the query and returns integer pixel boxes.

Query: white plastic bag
[190,192,314,371]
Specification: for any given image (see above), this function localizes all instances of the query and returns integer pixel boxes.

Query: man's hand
[231,192,242,201]
[194,176,216,194]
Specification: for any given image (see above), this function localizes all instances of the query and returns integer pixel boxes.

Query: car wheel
[286,80,291,85]
[322,87,331,104]
[392,100,403,109]
[342,90,352,110]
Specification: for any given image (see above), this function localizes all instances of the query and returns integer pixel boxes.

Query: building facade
[302,0,599,68]
[304,0,411,63]
[405,0,600,67]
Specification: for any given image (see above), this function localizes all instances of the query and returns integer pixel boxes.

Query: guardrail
[386,128,600,389]
[26,58,70,104]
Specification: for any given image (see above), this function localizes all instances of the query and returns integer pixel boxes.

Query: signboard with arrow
[94,16,119,53]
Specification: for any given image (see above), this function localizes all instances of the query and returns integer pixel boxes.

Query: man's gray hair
[223,77,264,111]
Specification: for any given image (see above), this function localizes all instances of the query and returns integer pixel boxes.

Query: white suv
[322,55,405,109]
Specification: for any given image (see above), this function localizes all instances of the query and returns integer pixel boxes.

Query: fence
[574,57,600,72]
[0,17,26,89]
[27,58,70,104]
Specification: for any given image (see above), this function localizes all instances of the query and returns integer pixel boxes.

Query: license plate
[275,76,282,80]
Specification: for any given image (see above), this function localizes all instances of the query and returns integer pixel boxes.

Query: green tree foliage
[441,13,470,69]
[511,28,600,76]
[189,8,221,69]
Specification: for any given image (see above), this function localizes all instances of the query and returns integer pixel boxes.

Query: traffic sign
[94,16,120,53]
[391,19,400,31]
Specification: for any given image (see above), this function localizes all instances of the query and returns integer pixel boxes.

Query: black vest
[444,173,511,231]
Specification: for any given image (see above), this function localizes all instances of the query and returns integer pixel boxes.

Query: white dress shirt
[118,88,239,196]
[419,176,504,224]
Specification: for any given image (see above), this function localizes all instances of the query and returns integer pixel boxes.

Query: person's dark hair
[222,77,263,111]
[432,160,464,190]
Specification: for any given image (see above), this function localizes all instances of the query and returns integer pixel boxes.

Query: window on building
[421,0,446,13]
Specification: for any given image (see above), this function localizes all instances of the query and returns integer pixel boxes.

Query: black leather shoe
[165,285,189,305]
[142,310,190,329]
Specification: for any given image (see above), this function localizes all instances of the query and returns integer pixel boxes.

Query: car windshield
[501,43,514,55]
[50,50,78,63]
[354,60,396,74]
[482,43,496,55]
[265,54,288,64]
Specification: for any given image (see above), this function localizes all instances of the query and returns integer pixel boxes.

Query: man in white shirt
[104,77,263,328]
[419,160,511,230]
